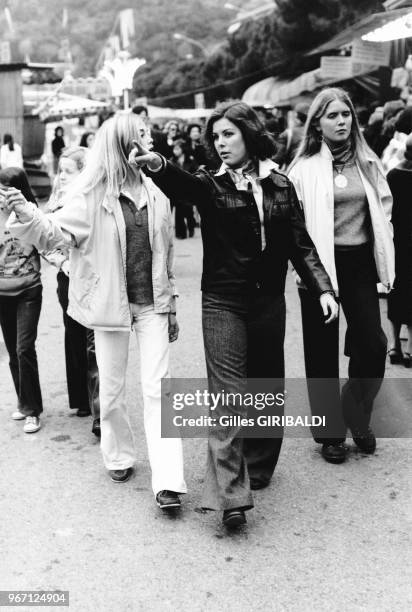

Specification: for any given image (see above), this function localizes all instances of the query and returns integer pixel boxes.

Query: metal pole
[123,89,129,110]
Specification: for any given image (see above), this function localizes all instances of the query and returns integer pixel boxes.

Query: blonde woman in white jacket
[2,112,186,511]
[288,87,395,465]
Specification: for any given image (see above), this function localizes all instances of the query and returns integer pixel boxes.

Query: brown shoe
[76,407,91,417]
[352,428,376,454]
[223,509,247,528]
[321,443,347,464]
[91,418,101,438]
[108,467,133,482]
[156,490,181,509]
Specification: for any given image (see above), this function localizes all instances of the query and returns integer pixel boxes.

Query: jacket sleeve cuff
[169,296,177,313]
[320,289,336,298]
[149,154,166,173]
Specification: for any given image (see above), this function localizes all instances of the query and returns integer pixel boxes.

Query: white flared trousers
[94,305,186,496]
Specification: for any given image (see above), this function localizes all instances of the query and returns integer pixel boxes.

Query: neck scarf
[227,159,258,189]
[325,138,355,167]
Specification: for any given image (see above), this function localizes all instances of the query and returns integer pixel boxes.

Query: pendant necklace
[334,163,348,189]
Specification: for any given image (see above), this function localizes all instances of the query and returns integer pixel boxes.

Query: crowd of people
[0,86,410,530]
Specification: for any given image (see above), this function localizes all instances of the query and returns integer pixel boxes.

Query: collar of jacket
[215,158,279,179]
[215,158,289,189]
[101,172,157,213]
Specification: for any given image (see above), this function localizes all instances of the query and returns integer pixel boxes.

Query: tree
[274,0,384,54]
[2,0,387,106]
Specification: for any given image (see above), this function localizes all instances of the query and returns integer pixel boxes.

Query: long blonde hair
[290,87,378,186]
[67,111,146,199]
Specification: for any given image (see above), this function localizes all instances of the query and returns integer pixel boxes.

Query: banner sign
[351,39,391,66]
[320,56,354,80]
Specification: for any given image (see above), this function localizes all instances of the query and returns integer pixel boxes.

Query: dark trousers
[299,244,387,444]
[56,272,100,418]
[175,203,195,239]
[201,291,285,511]
[0,284,43,417]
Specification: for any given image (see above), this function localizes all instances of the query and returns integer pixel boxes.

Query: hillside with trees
[0,0,251,74]
[1,0,384,106]
[136,0,384,106]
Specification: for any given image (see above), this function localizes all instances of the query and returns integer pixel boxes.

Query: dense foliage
[1,0,250,74]
[1,0,384,106]
[137,0,384,106]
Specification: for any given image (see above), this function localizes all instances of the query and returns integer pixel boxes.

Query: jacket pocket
[270,203,291,221]
[215,193,248,210]
[72,272,100,310]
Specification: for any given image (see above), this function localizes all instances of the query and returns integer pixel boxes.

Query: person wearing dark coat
[186,123,209,168]
[169,139,198,239]
[386,134,412,368]
[51,126,66,174]
[154,120,180,159]
[128,101,338,529]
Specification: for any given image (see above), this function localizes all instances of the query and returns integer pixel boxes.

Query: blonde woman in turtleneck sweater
[289,87,395,465]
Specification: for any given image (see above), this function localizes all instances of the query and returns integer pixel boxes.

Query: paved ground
[1,233,411,612]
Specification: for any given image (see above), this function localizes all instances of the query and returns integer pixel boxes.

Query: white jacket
[8,173,177,331]
[288,142,395,293]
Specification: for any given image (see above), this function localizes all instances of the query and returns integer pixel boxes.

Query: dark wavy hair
[187,122,202,137]
[79,131,95,148]
[3,133,14,151]
[395,107,412,135]
[0,167,37,205]
[204,101,276,164]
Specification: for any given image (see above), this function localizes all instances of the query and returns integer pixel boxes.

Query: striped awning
[242,63,378,107]
[24,90,111,122]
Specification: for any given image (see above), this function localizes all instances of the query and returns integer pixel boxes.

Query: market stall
[242,5,412,108]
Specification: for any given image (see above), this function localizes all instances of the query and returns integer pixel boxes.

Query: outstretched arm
[128,141,211,212]
[2,186,90,252]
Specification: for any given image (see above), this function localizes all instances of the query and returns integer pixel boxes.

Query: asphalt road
[1,233,411,612]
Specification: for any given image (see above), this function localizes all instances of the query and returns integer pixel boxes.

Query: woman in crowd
[288,87,394,464]
[170,138,197,239]
[186,123,208,168]
[51,126,65,174]
[46,146,100,436]
[386,133,412,368]
[155,120,180,158]
[381,107,412,173]
[3,112,186,510]
[0,167,43,434]
[129,100,338,528]
[79,131,95,148]
[0,134,23,169]
[375,99,404,159]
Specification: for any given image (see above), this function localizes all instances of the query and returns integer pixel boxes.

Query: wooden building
[0,63,26,146]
